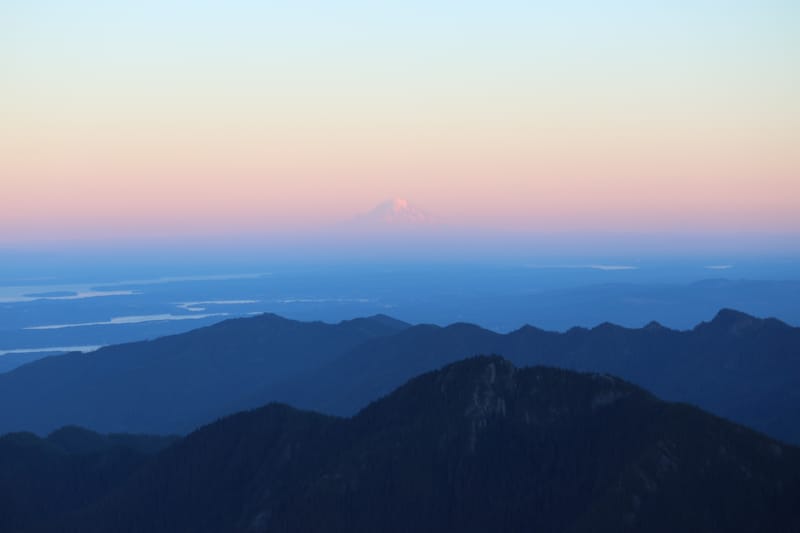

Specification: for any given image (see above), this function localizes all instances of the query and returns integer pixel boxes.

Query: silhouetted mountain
[1,309,798,445]
[0,428,174,532]
[0,313,408,435]
[251,309,800,444]
[22,357,800,532]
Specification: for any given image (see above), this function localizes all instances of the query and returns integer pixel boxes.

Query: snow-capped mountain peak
[359,198,434,225]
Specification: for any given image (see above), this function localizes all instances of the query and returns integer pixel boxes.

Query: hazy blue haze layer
[1,254,799,370]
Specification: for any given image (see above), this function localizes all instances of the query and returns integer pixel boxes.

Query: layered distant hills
[0,309,798,445]
[3,357,798,532]
[0,313,408,435]
[256,308,800,444]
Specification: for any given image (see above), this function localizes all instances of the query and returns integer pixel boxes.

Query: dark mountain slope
[0,428,174,532]
[0,313,408,435]
[251,309,800,443]
[52,357,800,533]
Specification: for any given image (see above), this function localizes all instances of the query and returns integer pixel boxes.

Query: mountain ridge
[248,309,800,443]
[21,356,800,533]
[1,309,798,445]
[0,312,409,435]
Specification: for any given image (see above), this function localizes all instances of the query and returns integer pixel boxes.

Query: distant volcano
[355,198,437,226]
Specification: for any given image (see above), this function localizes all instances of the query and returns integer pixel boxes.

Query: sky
[1,0,799,245]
